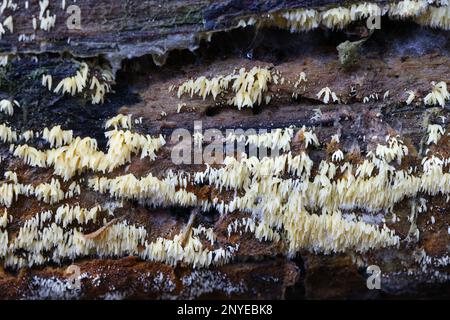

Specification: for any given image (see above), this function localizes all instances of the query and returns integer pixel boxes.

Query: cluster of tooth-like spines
[42,126,73,148]
[1,115,448,269]
[105,114,132,130]
[88,172,198,208]
[177,66,272,110]
[51,62,113,105]
[427,124,446,145]
[226,128,294,153]
[237,1,449,32]
[0,203,151,269]
[12,126,165,181]
[424,81,450,107]
[140,231,238,268]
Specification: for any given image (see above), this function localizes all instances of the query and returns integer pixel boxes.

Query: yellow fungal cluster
[54,62,90,96]
[0,179,34,207]
[90,68,114,104]
[141,231,238,268]
[320,7,352,29]
[12,125,165,180]
[1,205,148,268]
[225,128,294,152]
[88,173,198,208]
[86,122,450,259]
[0,116,448,269]
[278,9,320,32]
[105,114,132,130]
[0,173,80,207]
[0,209,8,228]
[177,66,272,110]
[373,135,409,164]
[34,178,65,204]
[177,74,229,100]
[424,81,450,108]
[0,123,17,142]
[229,67,272,109]
[53,62,114,105]
[54,204,101,228]
[42,125,73,148]
[0,201,238,269]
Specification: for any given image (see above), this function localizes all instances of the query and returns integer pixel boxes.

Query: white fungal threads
[424,81,450,108]
[0,209,8,228]
[295,72,307,87]
[0,0,18,15]
[0,99,19,116]
[85,126,450,258]
[90,67,114,104]
[317,87,340,104]
[331,149,344,162]
[230,67,272,109]
[177,66,272,110]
